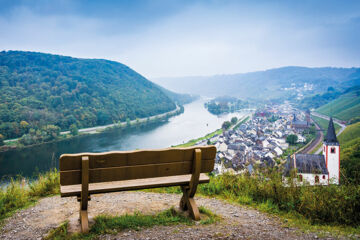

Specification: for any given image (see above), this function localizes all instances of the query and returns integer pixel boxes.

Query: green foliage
[286,134,298,145]
[341,138,360,185]
[197,173,360,226]
[349,116,360,124]
[221,121,231,130]
[231,117,238,125]
[28,169,60,197]
[17,125,61,146]
[205,96,249,115]
[69,124,78,136]
[297,88,342,110]
[0,179,30,221]
[155,84,198,105]
[0,134,4,146]
[0,51,176,140]
[337,122,360,184]
[0,169,59,221]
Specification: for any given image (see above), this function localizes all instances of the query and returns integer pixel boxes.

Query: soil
[0,192,347,239]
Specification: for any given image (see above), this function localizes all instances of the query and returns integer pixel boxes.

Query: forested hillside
[0,51,176,139]
[155,84,198,105]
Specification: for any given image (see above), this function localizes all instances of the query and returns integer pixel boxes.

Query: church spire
[325,117,338,144]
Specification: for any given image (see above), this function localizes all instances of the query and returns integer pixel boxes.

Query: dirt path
[0,192,339,239]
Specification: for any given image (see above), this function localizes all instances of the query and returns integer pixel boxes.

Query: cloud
[0,0,359,78]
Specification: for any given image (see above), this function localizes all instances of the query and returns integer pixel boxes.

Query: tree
[286,134,298,145]
[70,124,78,136]
[20,120,29,129]
[0,134,4,146]
[222,121,231,130]
[231,117,238,125]
[126,118,131,127]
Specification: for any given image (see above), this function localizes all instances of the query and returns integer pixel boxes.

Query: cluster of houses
[195,102,313,175]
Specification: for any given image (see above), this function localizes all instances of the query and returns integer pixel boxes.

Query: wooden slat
[60,159,214,185]
[61,173,210,197]
[60,146,216,171]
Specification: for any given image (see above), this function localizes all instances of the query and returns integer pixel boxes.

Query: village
[195,101,313,175]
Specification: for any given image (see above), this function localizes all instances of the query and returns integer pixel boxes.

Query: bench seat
[61,173,210,197]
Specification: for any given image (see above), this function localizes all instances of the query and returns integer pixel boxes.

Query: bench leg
[80,209,89,233]
[80,156,90,233]
[180,186,200,220]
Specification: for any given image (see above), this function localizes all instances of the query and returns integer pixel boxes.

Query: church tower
[322,117,340,184]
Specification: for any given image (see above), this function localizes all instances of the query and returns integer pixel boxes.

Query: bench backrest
[59,146,216,186]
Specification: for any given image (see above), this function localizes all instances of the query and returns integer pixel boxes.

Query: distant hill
[316,86,360,121]
[152,66,360,99]
[155,84,198,105]
[0,51,176,139]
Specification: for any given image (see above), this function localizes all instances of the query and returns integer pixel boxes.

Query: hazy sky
[0,0,359,78]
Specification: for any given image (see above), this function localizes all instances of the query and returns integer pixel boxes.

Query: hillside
[152,66,360,99]
[338,122,360,145]
[0,51,176,139]
[155,84,198,105]
[316,86,360,121]
[338,122,360,184]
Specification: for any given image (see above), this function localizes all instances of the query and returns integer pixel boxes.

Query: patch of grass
[45,207,219,239]
[91,207,192,234]
[44,221,69,240]
[199,206,221,224]
[0,168,60,225]
[175,129,223,147]
[233,116,250,130]
[338,122,360,145]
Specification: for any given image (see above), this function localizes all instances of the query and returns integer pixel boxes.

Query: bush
[0,169,60,221]
[199,172,360,226]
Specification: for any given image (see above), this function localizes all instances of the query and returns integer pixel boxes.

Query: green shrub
[29,169,60,197]
[198,172,360,226]
[0,169,60,221]
[0,179,30,220]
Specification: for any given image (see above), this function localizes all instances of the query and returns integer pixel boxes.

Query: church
[284,117,340,185]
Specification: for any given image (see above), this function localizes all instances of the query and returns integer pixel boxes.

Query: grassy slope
[311,115,341,133]
[316,89,360,121]
[338,122,360,145]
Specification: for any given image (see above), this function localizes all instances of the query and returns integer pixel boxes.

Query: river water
[0,98,246,180]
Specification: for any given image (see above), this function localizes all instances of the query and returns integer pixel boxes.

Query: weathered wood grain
[61,173,210,197]
[60,146,216,171]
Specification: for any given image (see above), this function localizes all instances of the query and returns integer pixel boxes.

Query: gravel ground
[0,191,345,239]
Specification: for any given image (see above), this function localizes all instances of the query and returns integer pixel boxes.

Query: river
[0,98,246,180]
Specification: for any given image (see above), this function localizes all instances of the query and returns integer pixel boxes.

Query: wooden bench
[59,146,216,233]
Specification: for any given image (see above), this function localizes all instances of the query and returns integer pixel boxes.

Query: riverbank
[174,115,251,148]
[0,105,183,153]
